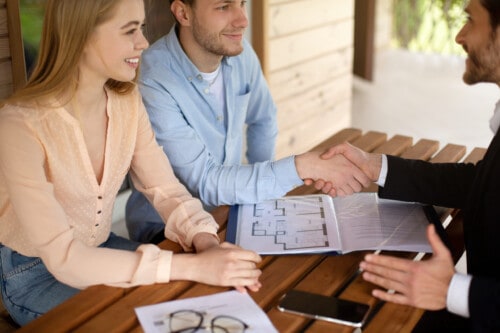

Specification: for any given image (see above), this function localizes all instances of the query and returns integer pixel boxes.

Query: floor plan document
[226,193,433,255]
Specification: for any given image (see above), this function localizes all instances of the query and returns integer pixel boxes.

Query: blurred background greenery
[20,0,44,48]
[392,0,467,55]
[19,0,45,74]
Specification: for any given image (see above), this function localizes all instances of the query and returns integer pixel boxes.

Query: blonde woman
[0,0,261,325]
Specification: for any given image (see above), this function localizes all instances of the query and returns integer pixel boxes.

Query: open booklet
[226,193,433,255]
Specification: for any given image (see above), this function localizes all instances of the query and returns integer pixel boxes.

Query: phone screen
[277,290,370,328]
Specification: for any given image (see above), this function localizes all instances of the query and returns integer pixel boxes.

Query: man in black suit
[317,0,500,331]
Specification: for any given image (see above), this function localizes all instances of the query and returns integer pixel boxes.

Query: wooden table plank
[463,147,486,163]
[350,131,388,152]
[372,134,413,155]
[362,303,424,333]
[400,139,439,160]
[429,143,466,163]
[310,128,363,152]
[17,286,126,333]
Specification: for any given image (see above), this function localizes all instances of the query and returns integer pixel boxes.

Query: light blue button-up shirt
[126,26,303,242]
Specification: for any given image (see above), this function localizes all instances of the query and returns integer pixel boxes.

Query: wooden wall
[253,0,354,159]
[0,0,26,100]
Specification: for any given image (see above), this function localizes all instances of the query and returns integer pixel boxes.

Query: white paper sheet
[135,291,278,333]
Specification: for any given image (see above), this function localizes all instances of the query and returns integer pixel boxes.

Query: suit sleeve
[469,276,500,331]
[379,155,477,208]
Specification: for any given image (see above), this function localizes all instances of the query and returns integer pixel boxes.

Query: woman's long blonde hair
[4,0,136,107]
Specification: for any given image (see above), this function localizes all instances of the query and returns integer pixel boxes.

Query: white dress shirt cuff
[447,273,472,318]
[375,154,388,187]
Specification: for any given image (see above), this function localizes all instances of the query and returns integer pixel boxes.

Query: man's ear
[171,0,191,26]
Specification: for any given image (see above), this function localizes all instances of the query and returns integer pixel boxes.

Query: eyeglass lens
[169,310,203,333]
[169,310,248,333]
[212,315,247,333]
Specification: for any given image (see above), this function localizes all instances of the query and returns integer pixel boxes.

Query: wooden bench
[18,128,485,333]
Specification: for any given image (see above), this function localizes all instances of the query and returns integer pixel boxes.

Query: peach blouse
[0,87,218,289]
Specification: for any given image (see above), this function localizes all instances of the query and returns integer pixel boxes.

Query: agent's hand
[295,150,370,197]
[171,242,262,293]
[359,224,455,310]
[321,142,382,182]
[304,142,382,195]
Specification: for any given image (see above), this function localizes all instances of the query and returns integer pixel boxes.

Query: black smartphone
[277,290,370,328]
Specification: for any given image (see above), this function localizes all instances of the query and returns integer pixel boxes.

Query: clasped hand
[298,142,382,196]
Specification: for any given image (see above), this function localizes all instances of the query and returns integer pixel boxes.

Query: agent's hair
[5,0,136,107]
[482,0,500,32]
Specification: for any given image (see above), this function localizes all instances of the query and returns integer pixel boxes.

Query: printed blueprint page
[335,193,432,253]
[233,195,341,255]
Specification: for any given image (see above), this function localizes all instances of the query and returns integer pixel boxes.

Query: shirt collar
[489,99,500,134]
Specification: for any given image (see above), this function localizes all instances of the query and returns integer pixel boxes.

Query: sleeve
[378,155,477,208]
[244,46,278,164]
[468,275,500,331]
[375,154,388,186]
[0,111,172,289]
[139,78,302,209]
[447,273,472,317]
[128,99,219,250]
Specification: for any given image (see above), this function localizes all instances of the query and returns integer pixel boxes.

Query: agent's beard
[463,33,500,85]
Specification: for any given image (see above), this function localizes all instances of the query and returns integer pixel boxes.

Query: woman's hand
[171,242,262,293]
[192,232,220,252]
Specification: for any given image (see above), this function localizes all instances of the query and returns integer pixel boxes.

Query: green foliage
[393,0,467,55]
[19,0,45,50]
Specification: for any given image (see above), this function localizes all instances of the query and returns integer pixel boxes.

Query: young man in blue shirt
[126,0,368,243]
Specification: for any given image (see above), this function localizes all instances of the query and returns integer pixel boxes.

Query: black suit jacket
[379,132,500,333]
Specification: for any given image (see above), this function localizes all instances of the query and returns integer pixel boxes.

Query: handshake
[295,142,383,197]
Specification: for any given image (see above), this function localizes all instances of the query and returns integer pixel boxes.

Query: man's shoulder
[142,35,170,63]
[140,36,178,84]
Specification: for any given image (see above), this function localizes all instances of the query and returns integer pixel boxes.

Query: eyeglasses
[166,309,249,333]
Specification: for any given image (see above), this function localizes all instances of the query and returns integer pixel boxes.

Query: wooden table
[18,128,486,333]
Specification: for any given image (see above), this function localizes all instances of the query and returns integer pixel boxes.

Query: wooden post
[251,0,269,78]
[6,0,26,90]
[353,0,376,81]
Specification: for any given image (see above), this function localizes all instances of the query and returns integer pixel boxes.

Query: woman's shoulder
[2,101,55,118]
